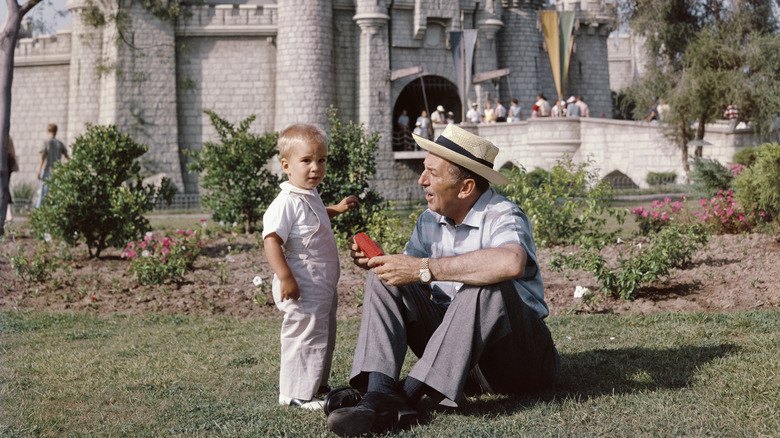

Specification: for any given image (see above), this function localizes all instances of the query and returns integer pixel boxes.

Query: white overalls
[262,182,340,400]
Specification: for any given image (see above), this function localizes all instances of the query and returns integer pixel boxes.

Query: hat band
[435,136,493,169]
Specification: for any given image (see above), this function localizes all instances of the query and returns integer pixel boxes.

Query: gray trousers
[349,271,559,404]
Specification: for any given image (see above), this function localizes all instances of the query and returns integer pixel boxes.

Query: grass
[1,311,778,437]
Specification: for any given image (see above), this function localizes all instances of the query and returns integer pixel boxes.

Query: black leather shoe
[326,392,420,437]
[317,384,333,396]
[323,387,363,416]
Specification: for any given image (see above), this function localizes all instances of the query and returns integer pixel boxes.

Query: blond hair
[278,124,328,159]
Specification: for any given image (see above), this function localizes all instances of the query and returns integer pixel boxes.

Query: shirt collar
[280,181,317,196]
[437,188,495,228]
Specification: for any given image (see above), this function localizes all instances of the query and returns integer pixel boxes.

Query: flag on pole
[540,10,576,101]
[450,29,478,107]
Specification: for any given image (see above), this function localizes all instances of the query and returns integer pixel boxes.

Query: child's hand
[279,277,300,301]
[337,195,359,214]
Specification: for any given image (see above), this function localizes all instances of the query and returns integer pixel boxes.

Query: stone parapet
[177,3,278,36]
[14,31,72,66]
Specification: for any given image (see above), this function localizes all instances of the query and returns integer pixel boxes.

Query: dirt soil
[1,228,779,318]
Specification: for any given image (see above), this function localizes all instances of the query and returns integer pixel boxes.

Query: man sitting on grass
[325,124,560,436]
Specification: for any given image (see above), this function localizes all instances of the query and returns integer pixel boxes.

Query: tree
[1,0,44,236]
[620,0,780,173]
[185,111,281,234]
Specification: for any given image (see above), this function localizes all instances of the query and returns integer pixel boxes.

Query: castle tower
[66,0,104,146]
[474,1,504,105]
[275,0,334,131]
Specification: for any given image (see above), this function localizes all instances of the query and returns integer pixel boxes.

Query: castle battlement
[556,0,613,26]
[177,3,278,37]
[14,30,72,66]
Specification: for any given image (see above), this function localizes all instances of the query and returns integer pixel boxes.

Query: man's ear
[458,178,476,199]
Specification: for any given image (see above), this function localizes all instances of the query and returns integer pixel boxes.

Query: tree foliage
[319,106,385,240]
[185,111,281,234]
[619,0,780,171]
[29,124,175,258]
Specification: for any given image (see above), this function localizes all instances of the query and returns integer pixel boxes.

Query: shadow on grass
[446,343,737,417]
[636,281,703,300]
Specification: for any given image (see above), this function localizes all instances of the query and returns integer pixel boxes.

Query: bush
[121,230,202,285]
[631,196,687,236]
[11,182,34,204]
[29,124,175,258]
[360,207,422,255]
[693,189,757,234]
[733,142,780,225]
[501,155,625,247]
[689,157,733,199]
[646,171,677,186]
[549,224,709,301]
[732,145,760,167]
[9,243,56,282]
[186,111,281,234]
[319,107,386,240]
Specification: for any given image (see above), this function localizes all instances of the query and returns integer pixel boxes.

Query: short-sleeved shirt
[397,114,410,126]
[404,188,549,319]
[262,182,340,297]
[40,137,67,174]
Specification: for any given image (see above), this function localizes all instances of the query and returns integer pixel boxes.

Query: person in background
[466,102,481,124]
[446,111,455,124]
[36,123,69,208]
[483,101,496,124]
[431,105,447,125]
[566,96,581,118]
[4,136,17,222]
[508,98,523,122]
[495,100,507,122]
[576,95,590,118]
[416,110,433,140]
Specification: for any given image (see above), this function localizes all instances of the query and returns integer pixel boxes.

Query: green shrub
[29,124,175,258]
[500,155,625,247]
[319,107,386,240]
[688,157,734,199]
[549,224,709,301]
[732,146,760,167]
[185,111,281,234]
[121,229,202,285]
[525,167,551,189]
[11,183,34,204]
[733,142,780,225]
[646,171,677,186]
[361,207,422,255]
[631,196,687,236]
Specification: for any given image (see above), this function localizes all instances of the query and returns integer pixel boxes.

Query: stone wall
[176,35,278,193]
[10,32,72,187]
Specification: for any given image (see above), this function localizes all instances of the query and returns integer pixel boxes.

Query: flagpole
[460,10,466,122]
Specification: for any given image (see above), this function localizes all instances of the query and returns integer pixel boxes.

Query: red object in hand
[354,233,384,259]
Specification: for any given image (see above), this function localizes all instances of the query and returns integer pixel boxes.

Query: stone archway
[392,76,461,151]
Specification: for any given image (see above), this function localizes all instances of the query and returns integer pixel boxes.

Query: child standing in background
[263,124,359,410]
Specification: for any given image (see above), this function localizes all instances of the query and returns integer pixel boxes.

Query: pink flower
[699,199,707,206]
[701,214,708,221]
[738,215,746,222]
[642,211,649,217]
[664,197,671,204]
[727,189,733,197]
[162,237,172,247]
[177,230,185,234]
[199,219,207,223]
[661,212,670,220]
[726,207,734,216]
[162,247,170,254]
[760,211,766,217]
[693,212,700,216]
[721,217,728,223]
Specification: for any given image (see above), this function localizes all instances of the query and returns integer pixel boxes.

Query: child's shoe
[279,394,325,411]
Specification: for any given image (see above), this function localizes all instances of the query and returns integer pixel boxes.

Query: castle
[10,0,617,200]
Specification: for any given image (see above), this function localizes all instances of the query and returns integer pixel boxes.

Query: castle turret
[275,0,334,131]
[474,1,504,105]
[66,0,104,145]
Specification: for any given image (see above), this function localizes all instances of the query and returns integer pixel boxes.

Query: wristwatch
[420,258,432,284]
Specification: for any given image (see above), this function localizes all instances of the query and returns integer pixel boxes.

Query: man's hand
[349,237,372,269]
[279,277,300,301]
[368,254,422,287]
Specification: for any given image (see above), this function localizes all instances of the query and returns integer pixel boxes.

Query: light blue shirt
[404,188,549,319]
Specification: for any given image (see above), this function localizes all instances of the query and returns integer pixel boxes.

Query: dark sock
[367,372,397,394]
[402,377,428,404]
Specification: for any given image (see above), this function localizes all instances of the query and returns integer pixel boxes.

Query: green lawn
[1,311,777,437]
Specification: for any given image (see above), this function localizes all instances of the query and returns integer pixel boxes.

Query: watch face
[420,270,431,283]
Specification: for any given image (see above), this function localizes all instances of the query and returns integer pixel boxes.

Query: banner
[540,10,575,100]
[450,29,479,107]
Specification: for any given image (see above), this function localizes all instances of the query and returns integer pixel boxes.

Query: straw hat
[412,124,509,185]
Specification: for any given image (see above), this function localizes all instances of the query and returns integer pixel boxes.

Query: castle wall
[497,6,542,113]
[176,35,277,193]
[567,25,612,118]
[10,32,72,189]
